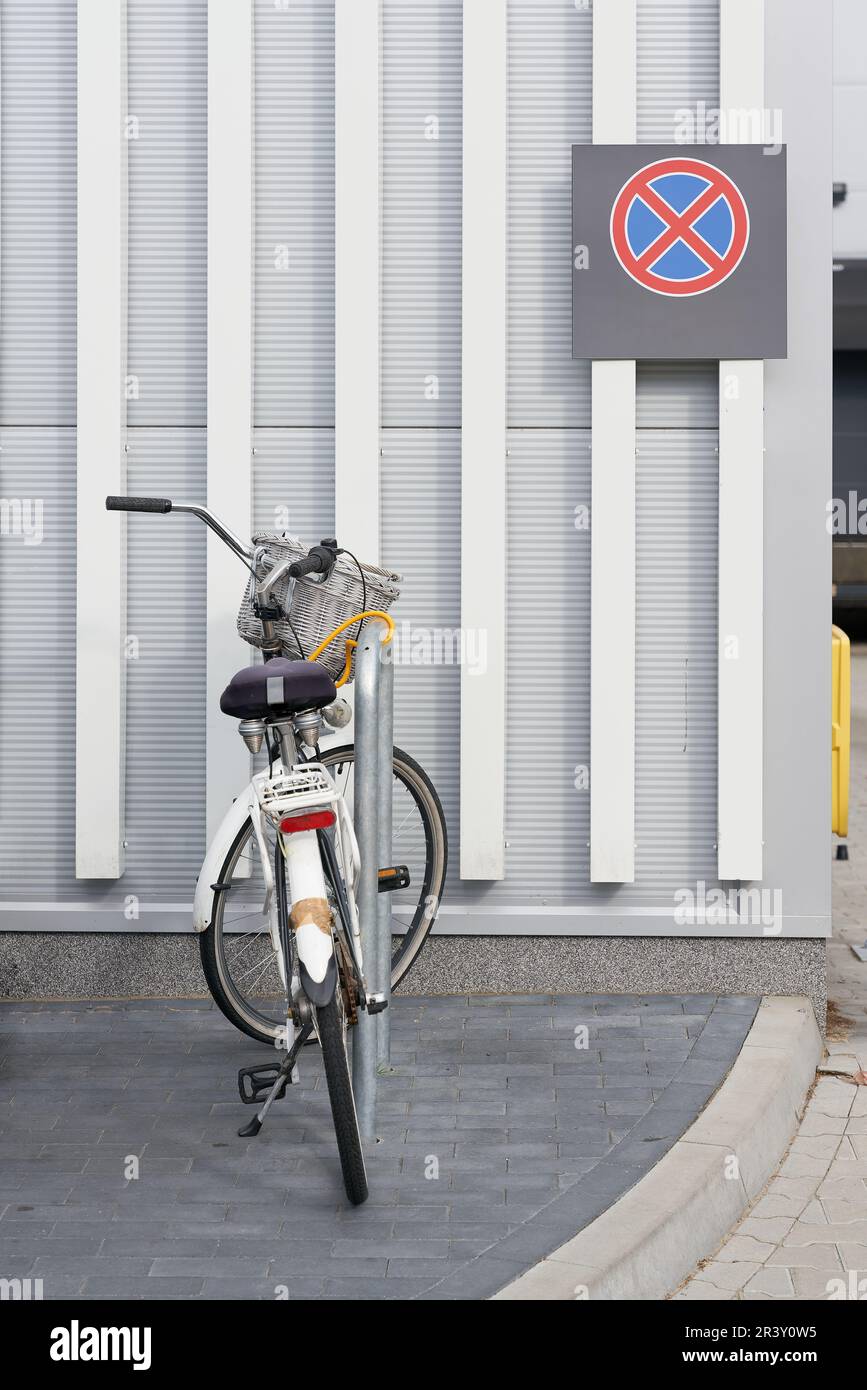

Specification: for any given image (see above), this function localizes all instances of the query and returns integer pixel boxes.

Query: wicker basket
[237,533,401,683]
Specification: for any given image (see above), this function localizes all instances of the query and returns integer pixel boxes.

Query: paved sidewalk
[675,646,867,1302]
[0,992,757,1301]
[673,1074,867,1300]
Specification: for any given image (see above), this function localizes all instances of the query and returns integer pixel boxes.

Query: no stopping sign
[610,157,750,298]
[571,143,787,359]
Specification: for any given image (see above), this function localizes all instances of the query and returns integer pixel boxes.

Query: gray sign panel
[572,144,787,359]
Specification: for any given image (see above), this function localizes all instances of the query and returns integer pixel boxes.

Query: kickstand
[238,1021,313,1138]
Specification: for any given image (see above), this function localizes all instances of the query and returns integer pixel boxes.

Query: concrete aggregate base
[0,931,827,1029]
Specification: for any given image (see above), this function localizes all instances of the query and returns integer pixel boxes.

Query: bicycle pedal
[365,992,389,1015]
[377,864,411,893]
[237,1061,293,1105]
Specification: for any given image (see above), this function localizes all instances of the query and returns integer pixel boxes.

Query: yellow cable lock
[307,610,395,688]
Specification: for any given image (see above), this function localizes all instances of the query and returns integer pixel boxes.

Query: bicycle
[106,495,448,1205]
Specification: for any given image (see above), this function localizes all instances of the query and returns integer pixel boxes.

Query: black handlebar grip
[105,496,173,513]
[288,553,325,579]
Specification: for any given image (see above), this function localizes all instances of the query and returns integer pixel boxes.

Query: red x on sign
[610,157,750,297]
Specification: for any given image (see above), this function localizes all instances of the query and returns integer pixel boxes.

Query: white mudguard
[193,771,336,1004]
[281,829,336,1004]
[192,782,257,933]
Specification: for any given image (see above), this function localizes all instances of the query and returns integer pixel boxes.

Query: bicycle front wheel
[321,744,447,989]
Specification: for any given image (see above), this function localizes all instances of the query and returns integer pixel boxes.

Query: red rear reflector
[279,809,336,834]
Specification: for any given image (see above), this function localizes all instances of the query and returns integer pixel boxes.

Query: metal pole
[376,639,394,1067]
[351,620,383,1138]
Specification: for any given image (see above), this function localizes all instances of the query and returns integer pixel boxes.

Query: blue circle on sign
[627,174,733,279]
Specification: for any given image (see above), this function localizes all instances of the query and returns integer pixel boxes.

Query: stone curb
[493,996,822,1301]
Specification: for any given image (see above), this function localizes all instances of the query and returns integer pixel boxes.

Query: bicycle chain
[336,937,359,1027]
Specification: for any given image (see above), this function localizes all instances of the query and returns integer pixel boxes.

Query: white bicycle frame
[106,500,366,1025]
[193,755,364,1026]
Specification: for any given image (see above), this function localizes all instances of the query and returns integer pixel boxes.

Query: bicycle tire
[199,745,447,1045]
[317,993,368,1206]
[321,743,448,990]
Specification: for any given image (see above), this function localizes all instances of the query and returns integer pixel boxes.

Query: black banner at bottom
[8,1295,854,1376]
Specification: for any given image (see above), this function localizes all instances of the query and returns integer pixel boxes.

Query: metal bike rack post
[351,618,391,1137]
[376,641,394,1068]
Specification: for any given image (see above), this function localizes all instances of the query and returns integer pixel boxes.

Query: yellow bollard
[832,625,851,838]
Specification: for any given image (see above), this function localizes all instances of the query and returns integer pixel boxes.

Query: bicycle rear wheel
[316,988,368,1206]
[199,744,447,1045]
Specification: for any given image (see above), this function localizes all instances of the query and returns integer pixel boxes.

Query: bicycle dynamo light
[322,698,352,730]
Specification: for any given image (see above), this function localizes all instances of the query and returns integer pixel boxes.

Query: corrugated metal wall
[0,2,78,899]
[0,0,723,918]
[381,0,462,426]
[253,0,335,427]
[387,0,721,908]
[124,0,208,900]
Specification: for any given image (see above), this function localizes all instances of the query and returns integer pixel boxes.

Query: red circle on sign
[609,157,750,297]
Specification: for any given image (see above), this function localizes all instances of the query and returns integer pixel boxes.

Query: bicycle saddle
[220,659,337,720]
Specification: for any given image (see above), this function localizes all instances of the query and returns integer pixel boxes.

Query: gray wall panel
[635,361,717,429]
[0,0,76,425]
[507,0,592,428]
[252,428,335,541]
[636,0,719,144]
[126,0,207,426]
[253,0,335,428]
[124,430,207,897]
[500,429,592,904]
[380,430,461,889]
[633,429,718,898]
[0,430,79,898]
[381,0,462,428]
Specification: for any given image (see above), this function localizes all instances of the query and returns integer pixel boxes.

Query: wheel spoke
[237,952,280,993]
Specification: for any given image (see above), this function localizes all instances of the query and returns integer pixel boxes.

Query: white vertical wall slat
[75,0,128,879]
[334,0,380,559]
[460,0,508,880]
[718,0,764,882]
[206,0,254,843]
[590,0,637,883]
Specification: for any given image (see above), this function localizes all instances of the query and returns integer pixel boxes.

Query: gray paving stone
[32,1255,155,1276]
[100,1235,222,1257]
[149,1255,271,1278]
[321,1277,437,1299]
[199,1278,324,1299]
[82,1277,206,1298]
[0,991,754,1301]
[414,1257,529,1300]
[0,1235,103,1258]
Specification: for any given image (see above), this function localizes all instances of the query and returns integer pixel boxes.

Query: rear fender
[283,829,335,1004]
[193,777,263,933]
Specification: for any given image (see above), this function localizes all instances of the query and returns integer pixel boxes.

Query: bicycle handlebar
[106,495,172,513]
[104,498,341,586]
[104,496,252,562]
